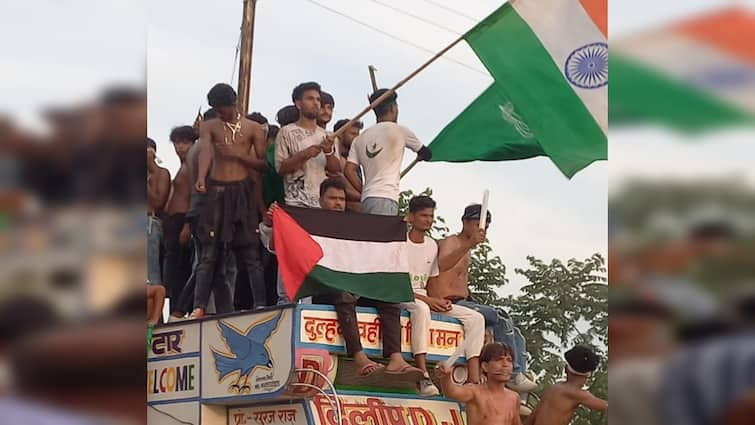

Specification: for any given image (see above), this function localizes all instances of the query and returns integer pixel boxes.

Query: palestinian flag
[272,206,413,303]
[611,7,755,130]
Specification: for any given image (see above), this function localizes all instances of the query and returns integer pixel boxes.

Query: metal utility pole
[237,0,257,115]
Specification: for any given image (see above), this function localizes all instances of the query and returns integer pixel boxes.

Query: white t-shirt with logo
[347,122,423,202]
[274,123,328,207]
[407,234,440,294]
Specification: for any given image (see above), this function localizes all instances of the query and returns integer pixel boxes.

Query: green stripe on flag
[609,53,753,130]
[429,84,546,163]
[297,265,413,303]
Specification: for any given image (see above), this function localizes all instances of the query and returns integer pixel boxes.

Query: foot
[508,372,537,393]
[354,359,384,377]
[188,308,205,320]
[417,374,440,397]
[240,385,252,393]
[385,360,425,382]
[230,384,240,393]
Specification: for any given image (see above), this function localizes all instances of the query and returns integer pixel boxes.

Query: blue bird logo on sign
[211,311,283,393]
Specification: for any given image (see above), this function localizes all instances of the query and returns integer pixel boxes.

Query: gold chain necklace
[223,113,243,144]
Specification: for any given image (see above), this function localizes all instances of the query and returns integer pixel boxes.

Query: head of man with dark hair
[276,105,300,127]
[319,177,346,211]
[408,195,436,234]
[206,83,238,121]
[246,112,268,125]
[333,119,363,157]
[480,342,515,383]
[369,88,398,122]
[169,125,197,163]
[461,203,492,237]
[267,124,280,147]
[291,82,321,122]
[203,107,220,121]
[317,91,335,129]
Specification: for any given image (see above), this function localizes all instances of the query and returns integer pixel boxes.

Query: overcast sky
[3,0,752,296]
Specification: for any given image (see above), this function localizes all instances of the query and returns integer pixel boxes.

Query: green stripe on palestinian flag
[611,7,755,130]
[430,0,607,178]
[272,206,413,303]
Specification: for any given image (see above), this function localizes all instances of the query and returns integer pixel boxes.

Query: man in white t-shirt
[275,82,341,207]
[402,196,485,397]
[344,89,432,215]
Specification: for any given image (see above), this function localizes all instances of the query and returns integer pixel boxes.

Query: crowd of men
[146,82,605,420]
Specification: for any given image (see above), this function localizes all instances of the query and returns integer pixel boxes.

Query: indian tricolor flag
[611,7,755,130]
[429,0,607,178]
[272,206,413,303]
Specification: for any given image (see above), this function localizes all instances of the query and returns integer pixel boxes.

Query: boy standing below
[525,345,607,425]
[437,342,522,425]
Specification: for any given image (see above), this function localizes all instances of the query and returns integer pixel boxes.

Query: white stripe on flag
[614,32,755,115]
[312,236,408,274]
[511,0,607,134]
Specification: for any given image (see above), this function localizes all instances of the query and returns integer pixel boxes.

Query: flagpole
[400,159,419,178]
[331,34,465,141]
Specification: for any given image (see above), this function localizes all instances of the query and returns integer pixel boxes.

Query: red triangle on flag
[272,207,324,300]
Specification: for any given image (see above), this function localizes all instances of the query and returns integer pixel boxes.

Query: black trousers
[312,292,401,357]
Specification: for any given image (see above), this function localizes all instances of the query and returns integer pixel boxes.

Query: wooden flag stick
[400,159,419,178]
[331,34,465,142]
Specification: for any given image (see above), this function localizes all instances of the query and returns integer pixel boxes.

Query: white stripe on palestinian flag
[510,0,607,134]
[613,30,755,116]
[311,236,408,274]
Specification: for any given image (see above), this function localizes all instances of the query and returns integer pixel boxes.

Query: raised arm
[438,231,485,272]
[435,363,475,403]
[576,389,607,412]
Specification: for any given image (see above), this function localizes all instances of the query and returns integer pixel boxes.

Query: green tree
[507,254,608,425]
[400,187,606,424]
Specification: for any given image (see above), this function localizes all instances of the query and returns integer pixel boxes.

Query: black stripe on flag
[282,206,407,242]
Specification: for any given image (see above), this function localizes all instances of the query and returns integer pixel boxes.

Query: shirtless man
[437,342,522,425]
[147,138,170,287]
[190,83,268,318]
[429,204,537,392]
[526,345,607,425]
[332,118,363,212]
[171,109,238,320]
[163,125,196,316]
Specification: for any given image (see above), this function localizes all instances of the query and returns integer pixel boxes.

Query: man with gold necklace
[191,83,269,317]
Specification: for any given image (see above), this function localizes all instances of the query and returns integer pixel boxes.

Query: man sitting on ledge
[272,177,424,380]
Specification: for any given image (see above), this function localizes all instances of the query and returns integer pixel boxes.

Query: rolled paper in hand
[480,189,490,229]
[442,335,470,367]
